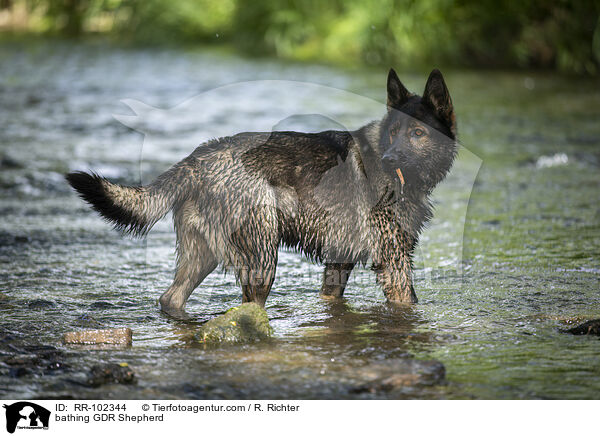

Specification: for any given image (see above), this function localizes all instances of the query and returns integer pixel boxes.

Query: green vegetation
[1,0,599,74]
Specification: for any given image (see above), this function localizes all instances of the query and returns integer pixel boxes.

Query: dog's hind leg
[320,262,355,298]
[159,204,218,316]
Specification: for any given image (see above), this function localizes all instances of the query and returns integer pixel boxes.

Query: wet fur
[67,69,457,314]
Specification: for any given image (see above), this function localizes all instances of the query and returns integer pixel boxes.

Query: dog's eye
[411,128,425,138]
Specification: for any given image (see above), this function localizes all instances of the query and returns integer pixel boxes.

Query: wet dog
[67,69,457,315]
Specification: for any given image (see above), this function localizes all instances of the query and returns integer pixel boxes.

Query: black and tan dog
[67,69,457,315]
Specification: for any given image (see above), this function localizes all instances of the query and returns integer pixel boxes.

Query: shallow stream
[1,40,599,399]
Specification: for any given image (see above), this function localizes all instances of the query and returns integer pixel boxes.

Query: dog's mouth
[382,158,408,192]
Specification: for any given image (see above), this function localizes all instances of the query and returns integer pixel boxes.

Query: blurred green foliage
[1,0,599,74]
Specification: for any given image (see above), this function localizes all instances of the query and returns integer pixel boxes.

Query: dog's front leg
[372,230,418,304]
[374,259,417,304]
[320,262,355,298]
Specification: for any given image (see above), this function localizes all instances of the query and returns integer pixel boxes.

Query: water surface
[1,40,599,399]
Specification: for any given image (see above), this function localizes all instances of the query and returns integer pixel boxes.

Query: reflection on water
[1,40,599,399]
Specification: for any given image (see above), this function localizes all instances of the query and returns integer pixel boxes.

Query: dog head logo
[3,402,50,433]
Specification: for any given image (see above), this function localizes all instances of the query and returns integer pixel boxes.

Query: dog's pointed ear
[387,68,411,108]
[423,69,456,137]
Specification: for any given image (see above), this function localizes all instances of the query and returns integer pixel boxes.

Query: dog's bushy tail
[66,167,184,237]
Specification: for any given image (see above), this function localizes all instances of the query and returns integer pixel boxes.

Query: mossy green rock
[195,303,272,343]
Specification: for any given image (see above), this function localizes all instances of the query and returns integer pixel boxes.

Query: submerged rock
[63,328,132,346]
[2,345,68,377]
[88,363,136,387]
[89,301,115,310]
[27,299,55,310]
[72,314,105,329]
[0,155,23,169]
[350,359,445,393]
[195,303,272,344]
[562,319,600,336]
[0,294,13,309]
[8,367,29,378]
